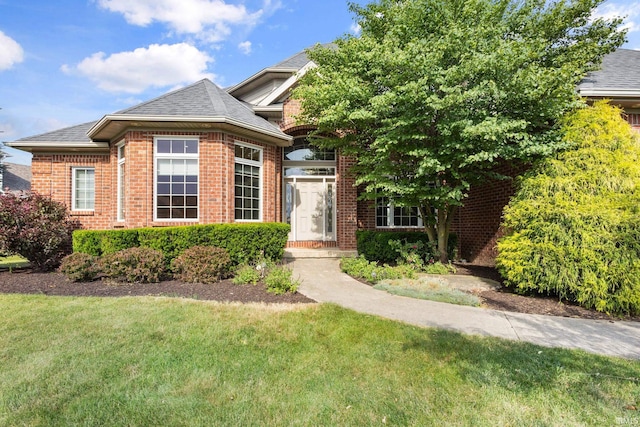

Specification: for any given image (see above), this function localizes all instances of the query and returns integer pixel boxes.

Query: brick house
[7,48,640,263]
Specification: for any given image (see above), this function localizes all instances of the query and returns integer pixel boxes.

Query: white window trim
[116,141,125,222]
[153,136,200,222]
[376,199,424,229]
[71,167,95,212]
[234,141,263,222]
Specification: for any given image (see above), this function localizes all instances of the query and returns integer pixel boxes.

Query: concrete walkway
[289,258,640,360]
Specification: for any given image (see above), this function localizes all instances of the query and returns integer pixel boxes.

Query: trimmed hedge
[356,230,457,264]
[73,229,139,256]
[73,223,290,265]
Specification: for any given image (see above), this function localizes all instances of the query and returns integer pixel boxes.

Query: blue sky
[1,0,639,165]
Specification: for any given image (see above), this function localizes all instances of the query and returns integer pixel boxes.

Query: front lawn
[0,295,638,426]
[0,255,29,269]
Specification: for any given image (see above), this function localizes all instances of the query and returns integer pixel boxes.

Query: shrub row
[356,230,457,264]
[73,223,290,266]
[60,246,233,284]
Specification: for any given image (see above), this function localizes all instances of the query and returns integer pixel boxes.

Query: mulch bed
[1,265,638,322]
[0,270,315,305]
[454,263,640,322]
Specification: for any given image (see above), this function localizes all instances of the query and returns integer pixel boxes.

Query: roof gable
[113,79,284,135]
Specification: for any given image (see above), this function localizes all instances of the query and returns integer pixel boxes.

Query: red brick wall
[32,153,113,229]
[30,130,281,231]
[337,154,358,249]
[453,162,526,266]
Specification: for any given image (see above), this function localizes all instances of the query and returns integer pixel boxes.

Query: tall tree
[294,0,625,262]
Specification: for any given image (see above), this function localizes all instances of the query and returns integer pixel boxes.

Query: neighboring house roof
[2,162,31,192]
[579,49,640,107]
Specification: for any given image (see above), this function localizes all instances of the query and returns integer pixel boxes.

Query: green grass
[1,295,639,426]
[0,255,29,269]
[375,277,482,307]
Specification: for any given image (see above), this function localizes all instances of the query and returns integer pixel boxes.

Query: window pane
[185,140,198,154]
[157,139,171,153]
[158,159,171,174]
[172,140,184,154]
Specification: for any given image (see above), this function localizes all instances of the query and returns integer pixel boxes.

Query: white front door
[285,178,335,241]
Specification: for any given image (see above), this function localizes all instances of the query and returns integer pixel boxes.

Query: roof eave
[5,141,110,153]
[227,67,301,95]
[89,115,293,146]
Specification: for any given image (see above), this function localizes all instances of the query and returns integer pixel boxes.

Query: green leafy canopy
[294,0,625,260]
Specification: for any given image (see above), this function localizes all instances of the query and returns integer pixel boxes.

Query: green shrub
[264,266,300,295]
[171,246,231,284]
[497,101,640,315]
[73,229,140,256]
[73,223,290,266]
[101,247,165,283]
[0,193,76,271]
[232,264,262,285]
[59,252,101,282]
[340,256,416,284]
[423,261,457,275]
[357,230,457,264]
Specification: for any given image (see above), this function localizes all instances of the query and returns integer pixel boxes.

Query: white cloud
[0,31,24,71]
[62,43,215,93]
[97,0,282,44]
[238,41,252,54]
[592,2,640,33]
[350,23,361,36]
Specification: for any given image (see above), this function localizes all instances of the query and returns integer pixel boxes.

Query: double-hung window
[116,143,125,221]
[154,137,199,220]
[235,143,262,221]
[376,196,423,227]
[72,167,95,211]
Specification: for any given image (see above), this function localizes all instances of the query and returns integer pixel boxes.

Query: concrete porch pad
[284,248,358,259]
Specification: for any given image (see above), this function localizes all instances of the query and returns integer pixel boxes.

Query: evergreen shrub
[101,247,165,283]
[72,223,290,265]
[356,230,457,263]
[496,101,640,315]
[171,246,231,284]
[59,252,100,282]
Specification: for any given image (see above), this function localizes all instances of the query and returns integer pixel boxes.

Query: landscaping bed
[454,264,640,322]
[0,270,314,304]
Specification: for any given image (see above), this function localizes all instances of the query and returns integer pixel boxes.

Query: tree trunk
[435,205,457,263]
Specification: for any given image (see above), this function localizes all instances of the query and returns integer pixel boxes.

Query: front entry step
[283,248,358,259]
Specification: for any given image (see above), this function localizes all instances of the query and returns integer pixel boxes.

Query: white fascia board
[227,67,300,94]
[5,141,109,152]
[257,61,316,107]
[579,89,640,97]
[88,114,292,143]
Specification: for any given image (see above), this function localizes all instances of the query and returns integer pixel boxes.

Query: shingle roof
[2,162,31,192]
[14,121,96,143]
[579,49,640,91]
[271,43,335,70]
[115,79,284,135]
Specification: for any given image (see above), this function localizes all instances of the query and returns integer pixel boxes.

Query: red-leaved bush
[0,192,77,271]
